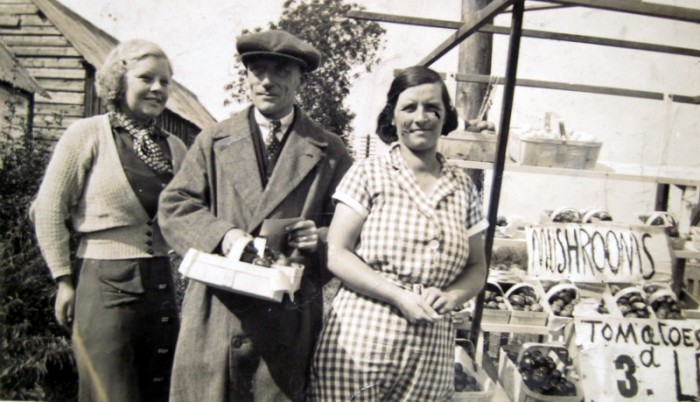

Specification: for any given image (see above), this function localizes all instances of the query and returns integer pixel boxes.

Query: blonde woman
[31,39,186,402]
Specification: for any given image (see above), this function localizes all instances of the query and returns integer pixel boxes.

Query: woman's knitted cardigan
[31,114,188,279]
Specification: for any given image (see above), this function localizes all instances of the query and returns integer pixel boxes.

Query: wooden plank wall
[0,0,84,141]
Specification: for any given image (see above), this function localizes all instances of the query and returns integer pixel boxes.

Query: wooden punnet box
[178,238,304,302]
[438,130,497,162]
[509,134,602,170]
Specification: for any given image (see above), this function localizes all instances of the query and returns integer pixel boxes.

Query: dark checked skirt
[72,257,179,402]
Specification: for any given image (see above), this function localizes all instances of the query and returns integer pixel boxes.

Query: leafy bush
[0,136,78,401]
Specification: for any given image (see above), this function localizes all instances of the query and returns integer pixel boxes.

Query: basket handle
[227,236,266,262]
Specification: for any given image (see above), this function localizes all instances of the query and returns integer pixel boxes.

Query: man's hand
[55,276,75,330]
[286,220,319,253]
[222,228,253,256]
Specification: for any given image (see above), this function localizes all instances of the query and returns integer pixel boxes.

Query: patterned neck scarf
[113,112,172,175]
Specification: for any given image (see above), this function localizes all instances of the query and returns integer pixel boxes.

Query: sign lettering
[527,223,672,282]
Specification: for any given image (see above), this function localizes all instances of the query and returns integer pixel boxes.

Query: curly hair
[375,66,458,145]
[95,39,173,112]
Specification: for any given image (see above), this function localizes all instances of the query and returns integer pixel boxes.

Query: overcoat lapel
[213,112,264,224]
[251,111,327,229]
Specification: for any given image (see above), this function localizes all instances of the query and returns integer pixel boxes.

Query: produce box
[504,282,548,326]
[481,281,512,324]
[541,281,579,328]
[454,339,496,401]
[509,134,601,170]
[439,130,497,162]
[498,343,583,402]
[178,237,304,302]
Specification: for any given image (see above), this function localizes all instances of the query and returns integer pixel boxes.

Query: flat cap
[237,30,322,72]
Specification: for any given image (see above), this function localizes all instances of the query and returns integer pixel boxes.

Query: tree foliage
[224,0,385,148]
[0,134,78,401]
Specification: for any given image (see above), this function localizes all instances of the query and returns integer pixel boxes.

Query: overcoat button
[158,348,169,354]
[146,231,153,236]
[158,284,168,290]
[153,377,165,383]
[277,344,287,352]
[161,316,170,323]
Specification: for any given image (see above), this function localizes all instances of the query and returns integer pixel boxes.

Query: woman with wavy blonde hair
[32,39,186,402]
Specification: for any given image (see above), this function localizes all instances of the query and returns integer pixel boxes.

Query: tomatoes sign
[575,317,700,401]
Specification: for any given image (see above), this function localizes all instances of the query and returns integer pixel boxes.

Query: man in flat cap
[159,30,351,401]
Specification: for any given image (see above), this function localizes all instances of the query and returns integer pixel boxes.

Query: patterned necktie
[114,112,172,175]
[265,120,283,162]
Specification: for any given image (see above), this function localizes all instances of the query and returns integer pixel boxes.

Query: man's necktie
[265,120,283,162]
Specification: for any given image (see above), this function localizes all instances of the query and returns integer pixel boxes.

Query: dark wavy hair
[375,66,458,145]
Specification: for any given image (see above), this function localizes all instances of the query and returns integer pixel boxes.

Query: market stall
[352,1,700,400]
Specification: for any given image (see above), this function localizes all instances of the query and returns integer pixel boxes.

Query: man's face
[246,56,303,120]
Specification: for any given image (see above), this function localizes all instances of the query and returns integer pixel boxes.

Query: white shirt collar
[254,107,294,140]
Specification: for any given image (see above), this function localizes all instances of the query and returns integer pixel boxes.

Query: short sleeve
[464,176,489,237]
[333,161,371,219]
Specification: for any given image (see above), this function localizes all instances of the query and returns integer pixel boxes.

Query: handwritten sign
[527,223,672,283]
[575,317,700,401]
[578,345,698,401]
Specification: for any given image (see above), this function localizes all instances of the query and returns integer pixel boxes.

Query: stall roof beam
[417,0,516,66]
[542,0,700,24]
[348,11,700,58]
[450,72,700,104]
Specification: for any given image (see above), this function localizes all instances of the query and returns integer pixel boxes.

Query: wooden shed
[0,0,216,145]
[0,40,46,142]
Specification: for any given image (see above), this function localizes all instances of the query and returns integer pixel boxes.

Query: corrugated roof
[31,0,217,129]
[0,40,48,96]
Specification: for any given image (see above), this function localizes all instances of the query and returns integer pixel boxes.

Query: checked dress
[309,144,487,401]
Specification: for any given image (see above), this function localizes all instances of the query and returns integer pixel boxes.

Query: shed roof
[32,0,217,129]
[0,40,48,96]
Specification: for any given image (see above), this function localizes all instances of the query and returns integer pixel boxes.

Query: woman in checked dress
[308,66,488,401]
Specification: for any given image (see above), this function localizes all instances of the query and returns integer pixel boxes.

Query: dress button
[147,249,154,255]
[429,239,440,250]
[231,337,243,348]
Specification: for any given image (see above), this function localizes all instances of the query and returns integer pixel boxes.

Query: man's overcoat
[159,105,352,401]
